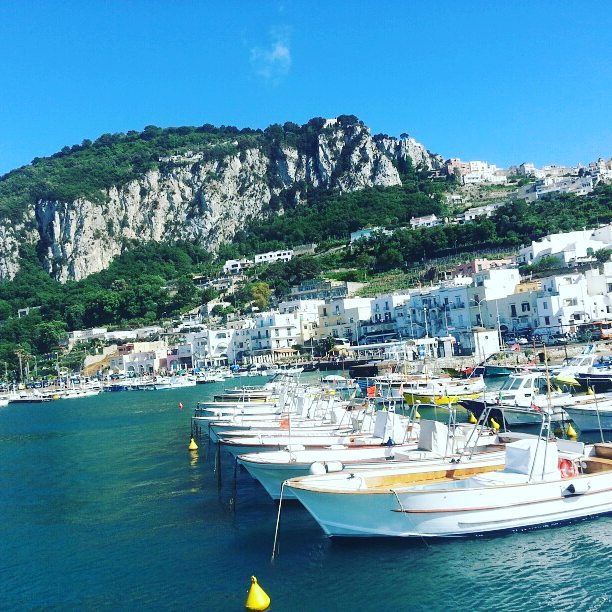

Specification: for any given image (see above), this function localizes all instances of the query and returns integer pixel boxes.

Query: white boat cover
[373,411,408,444]
[417,420,449,456]
[505,439,560,480]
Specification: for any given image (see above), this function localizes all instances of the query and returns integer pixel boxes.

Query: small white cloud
[250,29,292,83]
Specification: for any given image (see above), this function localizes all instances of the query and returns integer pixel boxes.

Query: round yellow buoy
[490,417,500,432]
[587,387,595,395]
[414,409,421,420]
[188,437,198,451]
[566,423,578,439]
[468,411,477,425]
[245,576,270,611]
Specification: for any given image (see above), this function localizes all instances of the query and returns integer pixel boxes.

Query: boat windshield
[500,377,524,391]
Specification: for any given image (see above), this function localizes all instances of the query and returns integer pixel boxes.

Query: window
[543,303,548,310]
[544,316,550,325]
[521,302,530,312]
[510,305,517,317]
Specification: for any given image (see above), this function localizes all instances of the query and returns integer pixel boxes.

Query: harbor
[2,361,611,609]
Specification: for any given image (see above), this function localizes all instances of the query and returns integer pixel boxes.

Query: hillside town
[67,222,612,378]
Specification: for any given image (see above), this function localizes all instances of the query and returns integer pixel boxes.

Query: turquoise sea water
[1,376,611,611]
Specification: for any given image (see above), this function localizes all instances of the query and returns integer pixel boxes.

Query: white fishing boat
[196,372,226,384]
[59,387,101,399]
[285,434,612,538]
[403,374,485,406]
[220,411,415,457]
[564,395,612,432]
[320,374,358,392]
[152,376,197,390]
[239,420,501,500]
[461,371,573,425]
[9,389,53,403]
[555,346,612,393]
[0,396,9,407]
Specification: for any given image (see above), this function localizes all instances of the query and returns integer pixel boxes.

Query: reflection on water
[0,375,610,611]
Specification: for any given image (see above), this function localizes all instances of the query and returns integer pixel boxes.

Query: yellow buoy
[414,409,421,419]
[587,387,595,395]
[490,417,500,432]
[188,437,198,451]
[245,576,270,611]
[566,423,578,439]
[468,411,477,425]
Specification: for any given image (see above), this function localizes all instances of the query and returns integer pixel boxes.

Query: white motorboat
[152,376,197,390]
[58,387,101,399]
[0,396,9,407]
[461,371,573,425]
[9,389,53,403]
[403,374,486,406]
[239,420,501,500]
[220,411,415,457]
[555,346,612,393]
[286,437,612,538]
[564,395,612,432]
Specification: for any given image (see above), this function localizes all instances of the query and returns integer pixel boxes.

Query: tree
[250,282,272,310]
[595,248,612,263]
[0,300,11,321]
[32,321,67,353]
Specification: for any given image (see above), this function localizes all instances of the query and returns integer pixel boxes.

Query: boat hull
[289,472,612,538]
[564,407,612,432]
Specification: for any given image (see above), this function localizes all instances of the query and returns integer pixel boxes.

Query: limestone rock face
[0,118,440,281]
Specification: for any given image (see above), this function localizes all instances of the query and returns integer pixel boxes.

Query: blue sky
[0,1,610,174]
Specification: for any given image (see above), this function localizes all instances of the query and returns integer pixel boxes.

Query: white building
[68,327,108,347]
[456,203,501,223]
[185,328,235,367]
[278,299,324,343]
[222,250,293,275]
[316,297,373,343]
[410,214,441,229]
[222,258,254,275]
[517,162,545,178]
[535,264,612,338]
[517,176,594,203]
[362,293,411,341]
[109,349,167,375]
[253,249,294,265]
[250,311,302,360]
[517,225,612,266]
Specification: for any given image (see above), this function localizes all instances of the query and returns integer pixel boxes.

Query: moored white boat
[286,436,612,538]
[220,411,415,457]
[239,420,501,499]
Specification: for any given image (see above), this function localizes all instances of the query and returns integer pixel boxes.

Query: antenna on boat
[589,377,605,443]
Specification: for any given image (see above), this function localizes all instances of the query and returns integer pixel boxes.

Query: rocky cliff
[0,116,441,282]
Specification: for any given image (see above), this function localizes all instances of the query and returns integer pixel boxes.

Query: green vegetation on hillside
[348,185,612,272]
[0,115,374,222]
[218,165,450,258]
[0,242,216,377]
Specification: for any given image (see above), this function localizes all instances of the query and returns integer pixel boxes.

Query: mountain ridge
[0,115,441,282]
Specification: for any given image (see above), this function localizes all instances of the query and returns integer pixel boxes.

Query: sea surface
[1,375,610,611]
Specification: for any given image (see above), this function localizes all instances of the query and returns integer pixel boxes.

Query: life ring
[558,458,578,479]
